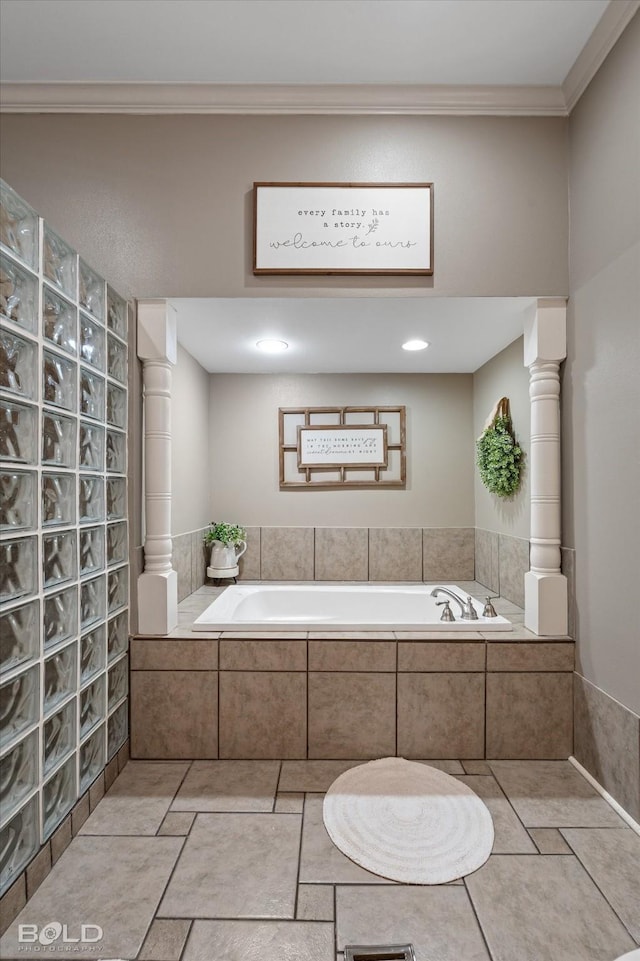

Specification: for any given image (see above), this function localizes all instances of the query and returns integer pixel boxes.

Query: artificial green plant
[476,397,523,497]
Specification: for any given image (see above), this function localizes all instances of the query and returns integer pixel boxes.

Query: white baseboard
[569,756,640,837]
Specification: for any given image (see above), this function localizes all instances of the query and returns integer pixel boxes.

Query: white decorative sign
[298,425,387,468]
[254,182,433,275]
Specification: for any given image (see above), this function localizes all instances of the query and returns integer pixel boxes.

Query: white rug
[323,757,494,884]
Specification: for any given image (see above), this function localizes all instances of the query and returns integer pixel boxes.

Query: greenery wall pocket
[476,396,523,497]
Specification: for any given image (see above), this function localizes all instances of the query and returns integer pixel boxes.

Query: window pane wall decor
[0,179,130,895]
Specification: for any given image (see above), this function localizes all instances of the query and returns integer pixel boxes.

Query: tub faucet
[430,587,479,620]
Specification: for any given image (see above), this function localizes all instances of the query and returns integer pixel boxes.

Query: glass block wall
[0,180,129,895]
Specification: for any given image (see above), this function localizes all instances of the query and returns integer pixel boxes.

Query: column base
[137,569,178,635]
[524,571,568,636]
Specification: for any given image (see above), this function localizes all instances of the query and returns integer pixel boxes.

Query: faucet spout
[430,587,479,620]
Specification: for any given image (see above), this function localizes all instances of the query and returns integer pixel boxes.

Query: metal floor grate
[344,946,416,961]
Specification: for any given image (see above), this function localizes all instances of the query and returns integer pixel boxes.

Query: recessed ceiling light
[402,339,429,351]
[256,339,288,353]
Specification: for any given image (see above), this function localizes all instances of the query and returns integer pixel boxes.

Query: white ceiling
[0,0,610,85]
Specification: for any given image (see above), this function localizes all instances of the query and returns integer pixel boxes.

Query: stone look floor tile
[182,920,335,961]
[171,760,280,812]
[336,885,490,960]
[297,884,335,921]
[0,837,182,960]
[489,761,625,827]
[528,827,573,854]
[299,795,395,885]
[560,828,640,942]
[279,760,365,792]
[79,761,189,835]
[465,854,637,961]
[158,811,196,835]
[158,813,301,918]
[139,918,192,960]
[275,792,305,813]
[456,775,537,853]
[462,760,494,774]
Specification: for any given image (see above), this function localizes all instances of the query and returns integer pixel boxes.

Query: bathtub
[192,583,512,632]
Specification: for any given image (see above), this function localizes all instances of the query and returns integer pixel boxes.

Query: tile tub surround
[2,758,639,961]
[130,585,574,761]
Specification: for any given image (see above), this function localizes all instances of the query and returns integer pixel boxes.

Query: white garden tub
[192,583,512,632]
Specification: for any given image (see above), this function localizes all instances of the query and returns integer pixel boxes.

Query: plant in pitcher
[204,521,247,571]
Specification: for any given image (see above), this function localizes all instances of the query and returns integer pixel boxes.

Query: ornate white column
[137,300,178,635]
[524,299,568,635]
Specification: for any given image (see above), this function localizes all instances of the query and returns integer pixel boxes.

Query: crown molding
[0,82,568,116]
[563,0,640,112]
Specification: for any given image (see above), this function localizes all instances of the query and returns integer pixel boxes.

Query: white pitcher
[209,539,247,570]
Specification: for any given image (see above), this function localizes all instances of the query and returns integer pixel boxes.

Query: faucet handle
[482,596,498,617]
[436,599,456,622]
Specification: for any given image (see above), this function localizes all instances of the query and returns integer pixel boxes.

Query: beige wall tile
[308,640,395,672]
[475,528,499,592]
[498,534,529,608]
[368,527,422,581]
[487,642,574,672]
[26,845,51,900]
[308,672,396,758]
[220,639,307,671]
[398,641,485,672]
[486,672,573,759]
[130,671,218,759]
[192,530,208,590]
[219,672,307,758]
[261,527,315,580]
[131,639,218,670]
[423,527,475,581]
[314,527,368,581]
[173,532,193,602]
[560,546,577,640]
[397,673,485,758]
[0,875,26,937]
[239,527,261,580]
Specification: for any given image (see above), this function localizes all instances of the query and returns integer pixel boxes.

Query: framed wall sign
[254,182,433,275]
[298,425,388,469]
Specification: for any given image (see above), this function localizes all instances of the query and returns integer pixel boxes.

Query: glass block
[42,411,76,469]
[107,699,128,760]
[107,566,128,615]
[43,349,76,412]
[43,224,76,298]
[81,573,106,630]
[44,585,78,650]
[80,312,106,370]
[44,641,77,716]
[43,697,76,777]
[79,475,104,524]
[0,664,38,750]
[0,252,37,333]
[0,795,39,896]
[79,260,104,321]
[0,180,38,270]
[0,536,37,604]
[106,383,126,430]
[0,600,39,675]
[106,477,126,520]
[43,529,76,590]
[42,472,75,526]
[108,654,128,710]
[79,723,105,793]
[107,333,127,384]
[107,286,127,340]
[79,421,104,471]
[107,611,128,663]
[0,329,37,400]
[80,367,104,421]
[0,469,36,532]
[43,285,77,355]
[80,674,105,739]
[1,729,38,826]
[79,525,105,578]
[106,429,126,474]
[81,623,105,685]
[43,753,76,839]
[106,522,127,567]
[0,398,37,465]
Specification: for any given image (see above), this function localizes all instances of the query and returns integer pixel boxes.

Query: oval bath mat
[323,756,494,884]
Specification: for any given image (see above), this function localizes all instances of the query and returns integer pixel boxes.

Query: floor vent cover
[344,946,416,961]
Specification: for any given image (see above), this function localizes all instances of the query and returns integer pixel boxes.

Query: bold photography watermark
[17,921,103,952]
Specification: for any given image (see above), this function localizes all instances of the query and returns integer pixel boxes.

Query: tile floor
[1,758,639,961]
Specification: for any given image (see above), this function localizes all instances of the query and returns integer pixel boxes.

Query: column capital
[524,298,567,366]
[137,299,178,364]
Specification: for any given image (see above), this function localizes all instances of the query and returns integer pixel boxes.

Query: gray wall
[564,12,640,715]
[208,372,474,528]
[0,114,568,300]
[172,344,211,536]
[473,336,530,540]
